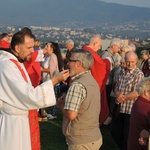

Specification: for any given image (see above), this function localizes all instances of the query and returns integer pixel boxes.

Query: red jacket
[0,40,10,48]
[83,46,110,125]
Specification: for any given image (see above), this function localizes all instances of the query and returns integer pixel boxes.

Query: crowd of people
[0,28,150,150]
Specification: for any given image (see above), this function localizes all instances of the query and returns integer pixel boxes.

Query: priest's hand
[51,70,69,86]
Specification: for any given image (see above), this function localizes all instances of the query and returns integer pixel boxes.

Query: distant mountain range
[0,0,150,27]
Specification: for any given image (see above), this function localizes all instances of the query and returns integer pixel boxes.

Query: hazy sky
[100,0,150,8]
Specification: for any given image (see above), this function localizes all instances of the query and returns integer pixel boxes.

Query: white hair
[138,77,150,95]
[90,34,101,43]
[125,51,138,62]
[110,38,122,47]
[66,39,74,47]
[129,44,136,51]
[121,44,132,53]
[141,50,149,56]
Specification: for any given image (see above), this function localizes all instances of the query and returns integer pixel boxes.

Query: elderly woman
[119,44,132,57]
[140,50,150,77]
[128,77,150,150]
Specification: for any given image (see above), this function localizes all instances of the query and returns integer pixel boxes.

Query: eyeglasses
[68,59,79,62]
[120,50,125,52]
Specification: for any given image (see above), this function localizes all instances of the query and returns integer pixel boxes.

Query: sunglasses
[68,59,79,62]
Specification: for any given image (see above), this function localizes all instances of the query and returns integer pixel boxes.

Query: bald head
[125,51,138,71]
[89,34,102,52]
[90,34,101,42]
[125,51,138,60]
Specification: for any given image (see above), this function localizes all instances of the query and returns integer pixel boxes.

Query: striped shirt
[115,67,144,114]
[64,71,88,112]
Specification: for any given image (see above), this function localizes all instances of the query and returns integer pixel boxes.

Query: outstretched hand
[51,70,69,86]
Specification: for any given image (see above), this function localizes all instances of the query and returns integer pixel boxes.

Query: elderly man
[111,51,144,150]
[128,77,150,150]
[83,34,110,125]
[83,34,109,91]
[100,38,122,126]
[101,38,122,68]
[58,49,102,150]
[60,39,75,96]
[0,30,69,150]
[65,39,75,59]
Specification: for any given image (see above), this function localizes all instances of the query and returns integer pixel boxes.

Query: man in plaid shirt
[111,51,144,150]
[58,49,102,150]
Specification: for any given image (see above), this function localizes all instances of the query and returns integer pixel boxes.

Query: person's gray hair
[110,38,122,47]
[137,77,150,95]
[121,44,132,53]
[129,44,136,51]
[90,34,101,43]
[125,51,138,62]
[141,50,149,56]
[70,49,94,70]
[66,39,74,47]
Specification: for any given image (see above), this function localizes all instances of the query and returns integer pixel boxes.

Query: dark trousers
[106,84,112,111]
[110,113,130,150]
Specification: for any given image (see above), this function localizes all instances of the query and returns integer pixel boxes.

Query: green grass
[100,128,120,150]
[40,110,119,150]
[40,118,68,150]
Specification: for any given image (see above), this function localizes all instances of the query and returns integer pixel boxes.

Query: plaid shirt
[64,71,88,112]
[115,67,144,114]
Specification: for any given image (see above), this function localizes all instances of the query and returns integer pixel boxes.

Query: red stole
[82,46,110,125]
[10,59,40,150]
[24,51,41,87]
